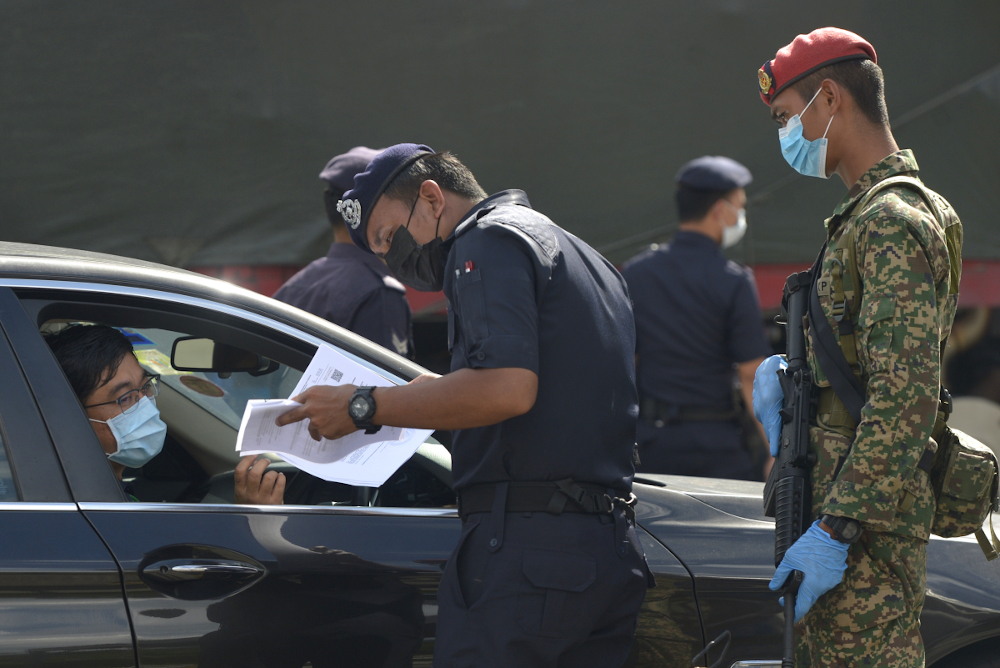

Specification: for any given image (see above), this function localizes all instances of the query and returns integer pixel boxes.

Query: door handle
[140,557,265,600]
[167,562,263,577]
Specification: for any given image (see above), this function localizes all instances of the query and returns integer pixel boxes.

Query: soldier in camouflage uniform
[754,28,962,667]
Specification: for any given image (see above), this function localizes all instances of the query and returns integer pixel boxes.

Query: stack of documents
[236,345,433,487]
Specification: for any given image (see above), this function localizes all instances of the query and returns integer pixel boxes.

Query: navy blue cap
[319,146,380,193]
[338,143,435,252]
[675,156,753,191]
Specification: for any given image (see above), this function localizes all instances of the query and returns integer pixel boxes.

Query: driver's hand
[234,455,285,505]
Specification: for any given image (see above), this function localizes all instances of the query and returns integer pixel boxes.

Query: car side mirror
[170,337,277,376]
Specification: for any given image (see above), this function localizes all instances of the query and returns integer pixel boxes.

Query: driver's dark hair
[382,152,487,205]
[44,324,135,402]
[790,58,889,127]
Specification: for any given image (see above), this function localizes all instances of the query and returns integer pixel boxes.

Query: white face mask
[722,208,747,249]
[719,199,748,249]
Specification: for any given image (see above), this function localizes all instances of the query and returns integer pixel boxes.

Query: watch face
[841,521,860,541]
[349,396,369,419]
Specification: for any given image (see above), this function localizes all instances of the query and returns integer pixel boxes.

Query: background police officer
[622,156,772,481]
[276,143,652,667]
[754,28,962,667]
[274,146,414,359]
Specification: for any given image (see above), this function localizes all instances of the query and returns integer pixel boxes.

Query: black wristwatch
[820,514,862,544]
[348,387,381,435]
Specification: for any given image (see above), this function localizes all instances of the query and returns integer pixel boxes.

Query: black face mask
[384,205,447,292]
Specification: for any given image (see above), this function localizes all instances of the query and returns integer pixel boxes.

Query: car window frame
[8,279,451,512]
[0,287,81,502]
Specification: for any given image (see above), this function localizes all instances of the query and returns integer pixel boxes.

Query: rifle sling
[807,246,866,426]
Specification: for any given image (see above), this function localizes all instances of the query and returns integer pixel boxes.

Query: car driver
[44,323,283,505]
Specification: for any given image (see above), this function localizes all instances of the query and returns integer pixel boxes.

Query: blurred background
[2,0,999,372]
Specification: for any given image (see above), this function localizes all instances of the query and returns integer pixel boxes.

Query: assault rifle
[763,270,815,668]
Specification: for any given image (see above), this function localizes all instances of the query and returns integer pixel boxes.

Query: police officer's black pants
[433,506,649,667]
[635,417,758,481]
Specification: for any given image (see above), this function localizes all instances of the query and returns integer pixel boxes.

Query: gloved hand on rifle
[769,519,849,622]
[753,355,788,456]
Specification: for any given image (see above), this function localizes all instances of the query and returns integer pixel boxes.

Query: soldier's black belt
[457,479,636,522]
[640,397,739,424]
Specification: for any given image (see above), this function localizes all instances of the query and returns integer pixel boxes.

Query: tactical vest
[817,175,962,434]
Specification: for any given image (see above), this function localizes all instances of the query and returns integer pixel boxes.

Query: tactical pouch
[929,426,1000,557]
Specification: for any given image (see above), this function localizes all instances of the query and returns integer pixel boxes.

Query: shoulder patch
[391,331,409,356]
[383,275,407,293]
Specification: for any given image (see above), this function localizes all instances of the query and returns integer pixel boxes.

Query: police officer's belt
[458,479,637,522]
[640,398,739,424]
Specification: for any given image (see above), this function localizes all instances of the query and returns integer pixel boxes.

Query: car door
[0,288,135,667]
[10,282,461,667]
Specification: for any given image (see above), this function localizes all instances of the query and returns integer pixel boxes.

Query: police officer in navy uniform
[276,144,652,667]
[621,156,772,481]
[274,147,415,359]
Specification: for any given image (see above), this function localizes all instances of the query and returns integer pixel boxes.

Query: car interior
[22,292,457,510]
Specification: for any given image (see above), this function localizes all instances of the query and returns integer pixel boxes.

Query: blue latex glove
[769,520,850,622]
[753,355,788,456]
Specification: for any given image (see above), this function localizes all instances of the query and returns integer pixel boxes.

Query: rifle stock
[762,270,814,668]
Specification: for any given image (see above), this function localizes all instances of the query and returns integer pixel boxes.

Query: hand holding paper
[276,384,359,441]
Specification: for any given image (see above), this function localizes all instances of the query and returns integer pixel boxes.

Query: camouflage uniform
[798,150,961,667]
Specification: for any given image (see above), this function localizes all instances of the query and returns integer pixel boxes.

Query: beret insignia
[336,198,362,229]
[758,67,772,94]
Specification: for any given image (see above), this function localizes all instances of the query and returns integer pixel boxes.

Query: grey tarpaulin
[1,1,997,268]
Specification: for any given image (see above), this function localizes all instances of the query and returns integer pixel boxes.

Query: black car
[0,242,997,668]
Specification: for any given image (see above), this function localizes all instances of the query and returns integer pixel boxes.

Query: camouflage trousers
[795,531,927,668]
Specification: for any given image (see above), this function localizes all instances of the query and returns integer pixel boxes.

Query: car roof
[0,242,425,380]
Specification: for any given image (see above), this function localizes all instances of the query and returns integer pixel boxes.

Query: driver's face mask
[384,195,447,292]
[90,396,167,468]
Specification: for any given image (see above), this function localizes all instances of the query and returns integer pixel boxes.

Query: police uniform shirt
[274,243,414,358]
[622,230,770,409]
[444,190,638,493]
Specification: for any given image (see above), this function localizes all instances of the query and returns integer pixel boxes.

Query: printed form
[236,344,433,487]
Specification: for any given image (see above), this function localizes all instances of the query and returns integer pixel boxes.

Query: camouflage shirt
[807,150,961,540]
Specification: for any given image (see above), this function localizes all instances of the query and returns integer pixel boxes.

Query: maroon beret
[758,27,877,106]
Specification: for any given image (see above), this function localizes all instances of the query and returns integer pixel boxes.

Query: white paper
[289,343,395,398]
[235,344,433,487]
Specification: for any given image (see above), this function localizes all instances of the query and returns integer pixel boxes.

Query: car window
[40,320,453,509]
[122,326,454,508]
[0,432,16,502]
[125,327,303,429]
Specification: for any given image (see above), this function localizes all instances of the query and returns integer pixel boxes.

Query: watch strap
[820,514,862,544]
[349,386,381,435]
